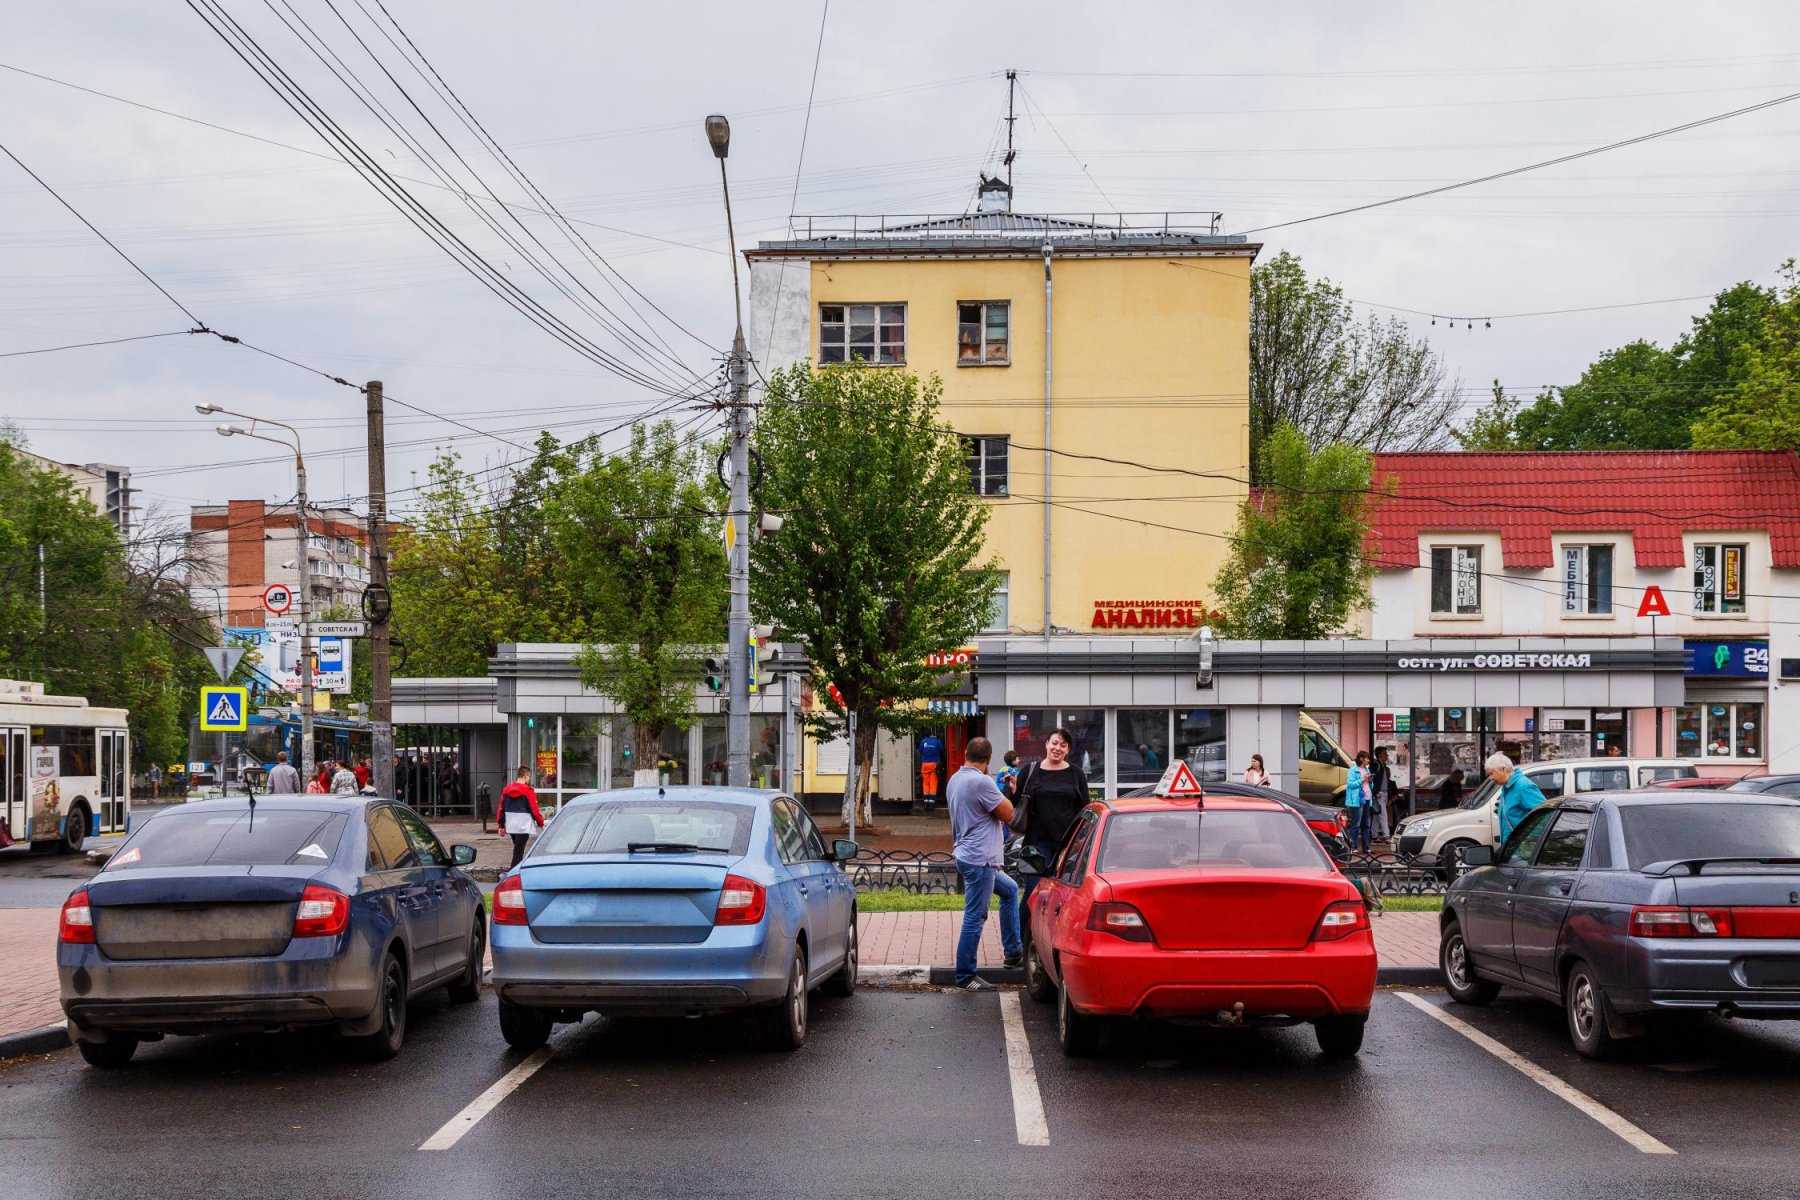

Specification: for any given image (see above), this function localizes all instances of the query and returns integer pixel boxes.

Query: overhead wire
[761,0,831,372]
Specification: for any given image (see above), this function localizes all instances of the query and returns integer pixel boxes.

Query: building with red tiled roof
[1341,450,1800,779]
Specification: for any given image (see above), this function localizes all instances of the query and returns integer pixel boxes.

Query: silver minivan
[1393,757,1698,873]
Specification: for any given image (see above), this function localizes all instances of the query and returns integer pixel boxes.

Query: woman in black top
[1439,768,1465,810]
[1014,728,1089,945]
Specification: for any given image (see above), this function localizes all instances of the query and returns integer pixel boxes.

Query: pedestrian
[266,751,301,795]
[918,730,945,810]
[946,736,1022,989]
[1606,743,1623,758]
[1370,746,1394,842]
[1011,727,1090,938]
[353,757,371,790]
[314,760,333,793]
[499,765,545,868]
[1243,753,1269,786]
[330,760,359,795]
[147,762,162,799]
[1137,742,1162,772]
[1486,752,1547,844]
[1345,751,1372,853]
[1439,767,1465,811]
[995,750,1021,800]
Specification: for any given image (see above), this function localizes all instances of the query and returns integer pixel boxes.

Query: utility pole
[708,113,753,788]
[37,543,46,628]
[295,459,315,786]
[367,380,394,799]
[1004,68,1018,191]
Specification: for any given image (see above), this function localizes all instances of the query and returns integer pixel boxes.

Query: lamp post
[199,404,315,786]
[707,113,753,788]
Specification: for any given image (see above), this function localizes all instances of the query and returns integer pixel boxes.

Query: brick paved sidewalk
[857,909,1439,970]
[0,908,61,1043]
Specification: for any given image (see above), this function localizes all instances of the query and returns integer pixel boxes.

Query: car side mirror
[1461,845,1494,867]
[450,843,477,867]
[832,839,858,863]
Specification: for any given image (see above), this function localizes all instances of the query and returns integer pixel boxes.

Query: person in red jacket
[499,765,545,867]
[353,758,371,790]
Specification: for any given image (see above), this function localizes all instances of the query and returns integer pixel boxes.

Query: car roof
[162,796,375,815]
[558,785,779,809]
[1570,791,1800,809]
[1523,757,1694,769]
[1735,773,1800,786]
[1106,794,1286,815]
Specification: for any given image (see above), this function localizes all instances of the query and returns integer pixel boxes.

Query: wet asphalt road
[6,982,1800,1199]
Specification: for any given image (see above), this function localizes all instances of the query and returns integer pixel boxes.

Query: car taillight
[491,874,528,926]
[59,889,95,944]
[1308,818,1341,837]
[1629,905,1734,938]
[1086,901,1153,942]
[715,874,767,925]
[293,884,350,937]
[1313,900,1370,942]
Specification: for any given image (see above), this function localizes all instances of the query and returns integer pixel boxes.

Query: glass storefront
[1010,707,1226,798]
[1678,701,1763,761]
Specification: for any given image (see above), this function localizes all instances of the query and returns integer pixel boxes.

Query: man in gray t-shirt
[946,737,1023,988]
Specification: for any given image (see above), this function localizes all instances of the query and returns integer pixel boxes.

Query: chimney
[976,173,1012,215]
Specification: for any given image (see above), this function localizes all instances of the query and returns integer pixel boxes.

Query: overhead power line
[1238,87,1800,235]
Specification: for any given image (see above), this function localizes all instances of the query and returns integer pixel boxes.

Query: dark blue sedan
[1440,792,1800,1058]
[58,797,486,1068]
[490,788,858,1051]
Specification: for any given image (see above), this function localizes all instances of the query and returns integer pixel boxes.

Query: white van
[1392,757,1698,873]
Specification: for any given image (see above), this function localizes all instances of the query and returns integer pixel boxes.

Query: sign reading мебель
[1394,652,1596,673]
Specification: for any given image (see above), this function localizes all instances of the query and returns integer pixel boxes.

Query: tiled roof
[1366,450,1800,569]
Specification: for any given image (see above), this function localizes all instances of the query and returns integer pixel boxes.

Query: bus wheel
[62,806,88,854]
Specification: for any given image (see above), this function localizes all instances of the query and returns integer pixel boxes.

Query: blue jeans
[1347,804,1371,852]
[955,861,1021,984]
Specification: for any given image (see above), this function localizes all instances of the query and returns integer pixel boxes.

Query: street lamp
[706,113,752,788]
[201,404,317,787]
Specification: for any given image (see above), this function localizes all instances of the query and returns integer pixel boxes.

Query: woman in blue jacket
[1345,750,1372,853]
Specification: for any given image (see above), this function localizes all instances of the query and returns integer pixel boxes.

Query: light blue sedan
[489,787,858,1051]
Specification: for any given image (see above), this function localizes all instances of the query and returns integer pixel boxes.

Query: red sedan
[1023,793,1377,1057]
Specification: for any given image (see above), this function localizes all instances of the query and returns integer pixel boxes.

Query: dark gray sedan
[1439,792,1800,1058]
[58,797,486,1068]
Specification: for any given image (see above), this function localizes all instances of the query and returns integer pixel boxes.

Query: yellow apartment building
[746,180,1260,805]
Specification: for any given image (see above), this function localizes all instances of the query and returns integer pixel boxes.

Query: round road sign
[262,583,293,614]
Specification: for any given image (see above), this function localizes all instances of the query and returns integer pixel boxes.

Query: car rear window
[1641,765,1697,785]
[104,810,349,870]
[1620,803,1800,870]
[1098,810,1327,872]
[532,801,753,857]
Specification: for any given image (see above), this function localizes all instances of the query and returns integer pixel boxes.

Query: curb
[1377,967,1443,987]
[0,1024,69,1060]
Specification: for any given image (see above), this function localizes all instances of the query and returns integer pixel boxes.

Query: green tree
[1250,250,1458,477]
[1462,278,1778,450]
[1211,424,1376,639]
[753,363,999,824]
[1692,262,1800,450]
[548,421,726,771]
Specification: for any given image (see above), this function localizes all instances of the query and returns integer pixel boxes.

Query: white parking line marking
[1394,993,1676,1155]
[418,1047,553,1151]
[998,991,1050,1147]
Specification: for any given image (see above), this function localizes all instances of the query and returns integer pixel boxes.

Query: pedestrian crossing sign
[199,685,249,732]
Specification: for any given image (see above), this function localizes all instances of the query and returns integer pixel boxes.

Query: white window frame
[984,571,1010,632]
[817,303,905,365]
[1680,701,1764,762]
[1429,545,1482,616]
[1560,543,1614,617]
[1692,542,1748,617]
[956,300,1010,366]
[965,435,1009,497]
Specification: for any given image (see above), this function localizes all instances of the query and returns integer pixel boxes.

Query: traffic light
[703,657,724,693]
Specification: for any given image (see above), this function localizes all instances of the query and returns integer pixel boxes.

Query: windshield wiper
[1644,856,1800,876]
[626,842,731,854]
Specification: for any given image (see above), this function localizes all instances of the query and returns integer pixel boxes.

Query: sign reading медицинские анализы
[1092,600,1222,629]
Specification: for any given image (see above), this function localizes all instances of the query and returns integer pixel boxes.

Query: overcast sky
[3,1,1797,524]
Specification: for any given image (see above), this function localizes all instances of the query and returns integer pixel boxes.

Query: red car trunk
[1099,869,1350,951]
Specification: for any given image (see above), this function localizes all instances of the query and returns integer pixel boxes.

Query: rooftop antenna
[1004,69,1018,191]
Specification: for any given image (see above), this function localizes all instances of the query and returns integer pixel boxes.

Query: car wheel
[1057,975,1101,1057]
[62,808,87,855]
[447,919,484,1004]
[497,998,552,1052]
[353,953,407,1062]
[76,1034,138,1069]
[762,945,808,1051]
[1314,1015,1366,1058]
[1565,959,1621,1060]
[1440,920,1501,1005]
[1438,839,1477,882]
[821,919,857,998]
[1024,938,1055,1004]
